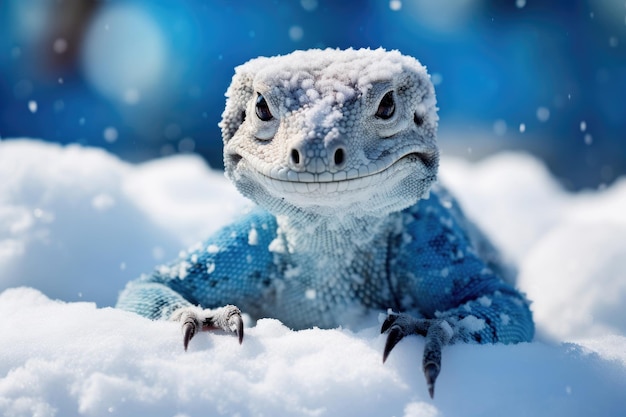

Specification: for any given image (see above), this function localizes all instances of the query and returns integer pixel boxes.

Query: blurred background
[0,0,624,190]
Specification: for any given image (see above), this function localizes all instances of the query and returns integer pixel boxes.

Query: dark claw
[182,319,196,351]
[234,315,244,344]
[423,362,440,399]
[380,313,399,334]
[422,320,448,398]
[382,326,405,363]
[222,306,244,344]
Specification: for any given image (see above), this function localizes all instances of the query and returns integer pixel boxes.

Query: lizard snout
[288,139,347,174]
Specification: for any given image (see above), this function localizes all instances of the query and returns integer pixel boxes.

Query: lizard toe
[231,313,244,344]
[382,325,405,363]
[380,312,400,334]
[423,361,440,399]
[182,316,198,351]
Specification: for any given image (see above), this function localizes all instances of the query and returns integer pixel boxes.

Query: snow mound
[0,139,247,306]
[1,139,626,416]
[1,287,625,417]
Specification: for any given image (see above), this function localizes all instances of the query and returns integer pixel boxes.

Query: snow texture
[1,139,626,417]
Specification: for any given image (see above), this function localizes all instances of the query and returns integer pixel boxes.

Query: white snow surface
[1,139,625,417]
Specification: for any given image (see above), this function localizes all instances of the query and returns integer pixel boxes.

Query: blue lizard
[116,48,534,397]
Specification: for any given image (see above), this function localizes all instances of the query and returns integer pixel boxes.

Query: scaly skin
[116,48,534,397]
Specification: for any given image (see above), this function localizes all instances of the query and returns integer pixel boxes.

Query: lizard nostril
[333,147,345,167]
[290,149,301,166]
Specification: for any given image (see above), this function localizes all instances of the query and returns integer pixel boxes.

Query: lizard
[116,48,534,398]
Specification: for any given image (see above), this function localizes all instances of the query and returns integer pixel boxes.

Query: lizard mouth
[229,151,437,194]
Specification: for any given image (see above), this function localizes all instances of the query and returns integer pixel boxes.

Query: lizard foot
[172,305,244,351]
[381,312,453,398]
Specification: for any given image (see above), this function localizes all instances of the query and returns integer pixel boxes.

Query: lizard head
[220,48,439,219]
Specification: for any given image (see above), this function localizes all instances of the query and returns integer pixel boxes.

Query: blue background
[1,0,624,190]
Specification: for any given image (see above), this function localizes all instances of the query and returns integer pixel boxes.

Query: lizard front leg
[171,305,244,350]
[116,209,279,351]
[381,312,453,398]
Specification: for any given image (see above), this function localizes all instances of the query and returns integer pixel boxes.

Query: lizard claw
[381,312,430,362]
[423,362,440,399]
[211,304,244,344]
[382,325,404,363]
[380,312,399,334]
[421,320,452,398]
[182,318,197,351]
[232,313,244,344]
[174,309,201,351]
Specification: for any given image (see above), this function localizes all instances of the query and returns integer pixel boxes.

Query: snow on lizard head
[220,48,439,219]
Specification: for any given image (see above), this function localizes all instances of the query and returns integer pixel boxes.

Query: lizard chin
[228,153,438,219]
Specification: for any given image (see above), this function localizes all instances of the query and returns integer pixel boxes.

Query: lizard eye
[255,93,273,121]
[375,91,395,120]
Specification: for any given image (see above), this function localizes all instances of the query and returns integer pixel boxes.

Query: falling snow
[390,0,402,11]
[536,106,550,122]
[53,38,68,54]
[493,119,507,136]
[300,0,318,12]
[103,127,119,143]
[289,25,304,41]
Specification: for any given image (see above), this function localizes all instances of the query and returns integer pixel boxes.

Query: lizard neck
[272,211,398,258]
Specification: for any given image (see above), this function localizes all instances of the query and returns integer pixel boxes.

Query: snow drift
[1,139,625,417]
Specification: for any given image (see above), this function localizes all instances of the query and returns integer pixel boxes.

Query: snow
[1,138,626,416]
